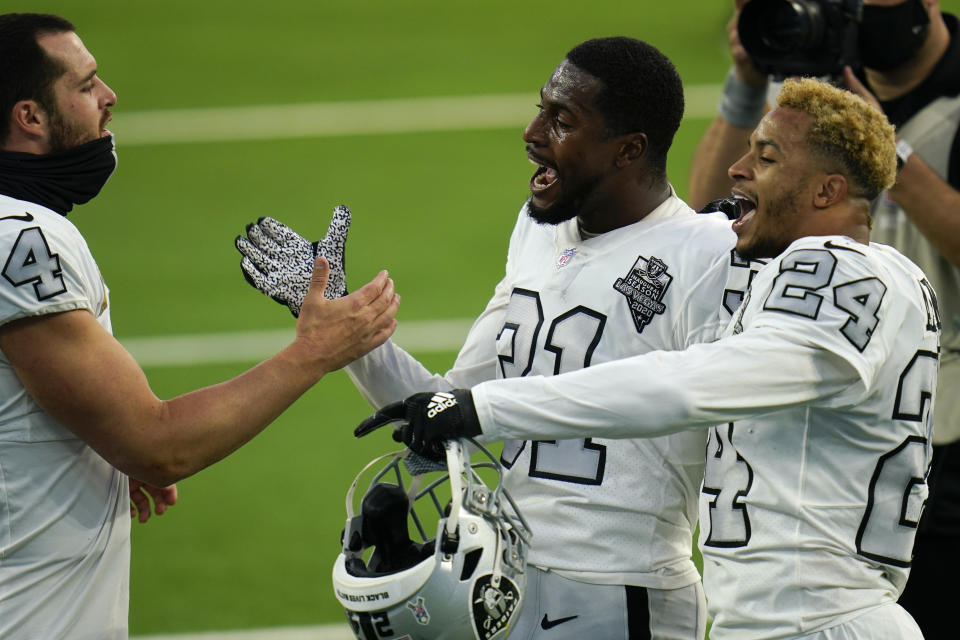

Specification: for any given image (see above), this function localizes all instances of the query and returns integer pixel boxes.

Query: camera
[738,0,862,78]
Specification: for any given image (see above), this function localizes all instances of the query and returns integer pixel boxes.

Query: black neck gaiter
[0,135,117,215]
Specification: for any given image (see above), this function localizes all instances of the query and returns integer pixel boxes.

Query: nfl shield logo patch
[556,248,577,269]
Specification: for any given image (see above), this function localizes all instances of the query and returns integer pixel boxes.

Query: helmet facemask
[333,440,531,640]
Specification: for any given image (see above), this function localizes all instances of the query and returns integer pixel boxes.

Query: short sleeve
[0,221,96,327]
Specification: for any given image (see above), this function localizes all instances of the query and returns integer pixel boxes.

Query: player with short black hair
[372,77,936,640]
[239,36,763,639]
[564,36,684,174]
[0,13,74,145]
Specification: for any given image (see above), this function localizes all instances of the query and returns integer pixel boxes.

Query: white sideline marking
[113,85,721,146]
[120,317,474,367]
[132,623,355,640]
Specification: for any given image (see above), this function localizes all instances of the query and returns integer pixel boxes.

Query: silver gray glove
[235,205,350,316]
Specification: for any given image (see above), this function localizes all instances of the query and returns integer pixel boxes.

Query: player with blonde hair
[369,78,939,640]
[689,6,960,631]
[241,36,764,639]
[777,77,897,201]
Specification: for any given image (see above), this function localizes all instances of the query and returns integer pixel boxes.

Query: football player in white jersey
[366,78,938,640]
[688,3,960,634]
[0,13,398,639]
[238,37,763,639]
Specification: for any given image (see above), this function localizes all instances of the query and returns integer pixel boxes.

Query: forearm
[888,153,960,267]
[1,265,397,486]
[35,332,328,486]
[471,332,859,443]
[345,340,454,408]
[141,342,326,483]
[688,115,755,210]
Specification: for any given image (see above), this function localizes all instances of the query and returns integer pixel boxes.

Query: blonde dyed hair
[776,77,897,200]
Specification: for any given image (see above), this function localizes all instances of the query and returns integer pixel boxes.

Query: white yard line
[132,623,355,640]
[120,317,475,367]
[113,85,721,146]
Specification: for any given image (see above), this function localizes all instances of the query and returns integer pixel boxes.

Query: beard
[736,185,802,261]
[47,106,101,153]
[525,173,602,227]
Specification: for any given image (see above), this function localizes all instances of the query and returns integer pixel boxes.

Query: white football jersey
[348,193,761,588]
[472,235,940,639]
[0,194,129,639]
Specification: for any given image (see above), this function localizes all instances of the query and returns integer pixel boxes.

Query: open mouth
[531,165,559,193]
[731,192,757,233]
[527,150,560,197]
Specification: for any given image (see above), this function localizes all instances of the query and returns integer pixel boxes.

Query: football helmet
[332,439,531,640]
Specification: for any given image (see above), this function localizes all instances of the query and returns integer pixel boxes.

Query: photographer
[688,1,960,637]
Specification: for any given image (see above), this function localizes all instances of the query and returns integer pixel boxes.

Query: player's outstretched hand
[294,257,399,372]
[354,390,481,460]
[729,0,767,87]
[235,205,351,317]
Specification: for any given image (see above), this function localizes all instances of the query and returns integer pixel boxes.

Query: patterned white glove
[235,205,350,316]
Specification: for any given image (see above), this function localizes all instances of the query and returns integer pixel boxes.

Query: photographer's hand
[730,0,768,87]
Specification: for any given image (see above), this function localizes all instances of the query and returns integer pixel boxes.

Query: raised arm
[471,327,859,442]
[355,326,862,458]
[688,0,769,210]
[0,258,399,486]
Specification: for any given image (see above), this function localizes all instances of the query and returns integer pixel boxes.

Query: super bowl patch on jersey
[613,255,673,334]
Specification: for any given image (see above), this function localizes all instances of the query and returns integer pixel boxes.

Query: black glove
[355,390,481,460]
[698,196,741,221]
[235,205,350,316]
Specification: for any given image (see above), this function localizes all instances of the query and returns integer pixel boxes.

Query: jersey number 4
[497,288,608,485]
[2,227,66,300]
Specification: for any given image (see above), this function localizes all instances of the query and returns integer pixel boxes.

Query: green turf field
[10,0,956,635]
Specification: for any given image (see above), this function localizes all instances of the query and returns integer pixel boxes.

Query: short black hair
[565,37,684,175]
[0,13,75,144]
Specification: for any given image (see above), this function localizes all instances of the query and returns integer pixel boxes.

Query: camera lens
[737,0,860,77]
[758,0,825,51]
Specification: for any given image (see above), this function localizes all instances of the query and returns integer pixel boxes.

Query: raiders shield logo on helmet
[471,574,520,639]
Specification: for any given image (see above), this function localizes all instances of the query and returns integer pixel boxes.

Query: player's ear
[8,99,47,141]
[813,173,847,209]
[616,132,647,168]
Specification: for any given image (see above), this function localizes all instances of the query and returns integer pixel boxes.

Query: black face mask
[859,0,931,71]
[0,135,117,215]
